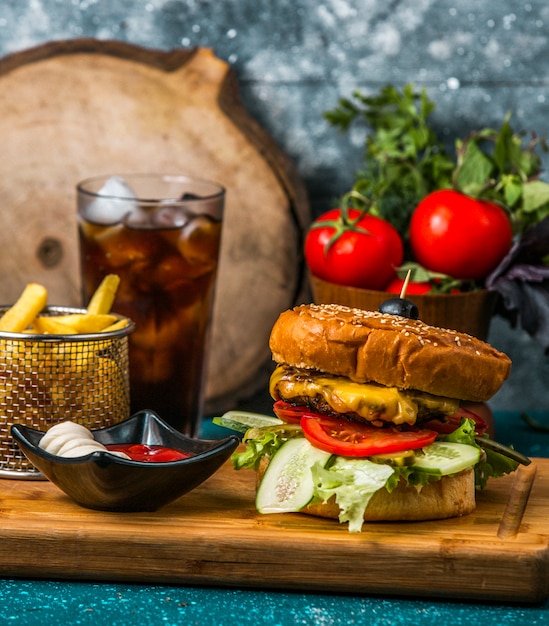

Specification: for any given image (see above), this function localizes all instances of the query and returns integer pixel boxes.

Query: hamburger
[218,303,526,532]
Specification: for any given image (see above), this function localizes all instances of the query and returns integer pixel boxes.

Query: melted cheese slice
[270,365,458,426]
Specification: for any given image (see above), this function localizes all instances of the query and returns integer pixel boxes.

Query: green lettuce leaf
[231,430,285,471]
[311,457,395,532]
[310,457,448,532]
[441,417,519,490]
[230,426,303,471]
[442,416,477,445]
[474,445,520,490]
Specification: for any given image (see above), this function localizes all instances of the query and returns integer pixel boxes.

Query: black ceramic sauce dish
[11,410,239,512]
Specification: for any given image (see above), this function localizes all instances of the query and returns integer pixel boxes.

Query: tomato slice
[299,415,437,457]
[422,406,488,436]
[273,401,314,424]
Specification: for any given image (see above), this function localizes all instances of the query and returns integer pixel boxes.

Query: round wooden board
[0,39,310,411]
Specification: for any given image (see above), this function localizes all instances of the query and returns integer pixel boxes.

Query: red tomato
[409,190,513,280]
[106,443,191,462]
[422,406,488,436]
[386,277,432,295]
[299,415,437,457]
[273,401,308,424]
[305,208,404,290]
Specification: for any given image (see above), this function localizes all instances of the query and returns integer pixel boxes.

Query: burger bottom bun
[257,458,475,523]
[303,469,476,522]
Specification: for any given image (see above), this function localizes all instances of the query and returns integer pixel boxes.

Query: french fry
[30,317,78,335]
[0,283,47,332]
[86,275,120,315]
[32,313,117,335]
[61,313,118,333]
[102,318,129,332]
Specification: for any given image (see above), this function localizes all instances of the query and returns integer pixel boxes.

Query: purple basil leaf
[486,216,549,349]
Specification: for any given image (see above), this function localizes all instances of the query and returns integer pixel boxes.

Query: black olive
[378,297,419,320]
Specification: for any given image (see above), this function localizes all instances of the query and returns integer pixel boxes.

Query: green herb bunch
[325,84,549,239]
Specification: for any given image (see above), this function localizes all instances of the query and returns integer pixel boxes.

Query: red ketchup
[105,443,192,462]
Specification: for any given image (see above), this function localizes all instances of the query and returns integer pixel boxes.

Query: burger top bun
[269,304,511,403]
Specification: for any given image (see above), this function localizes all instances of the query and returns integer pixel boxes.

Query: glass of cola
[77,174,225,437]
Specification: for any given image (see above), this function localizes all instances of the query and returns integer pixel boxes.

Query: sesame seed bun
[269,304,511,403]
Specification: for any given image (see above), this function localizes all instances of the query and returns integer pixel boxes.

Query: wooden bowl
[309,274,497,340]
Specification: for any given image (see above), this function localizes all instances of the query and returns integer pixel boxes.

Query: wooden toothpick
[399,269,412,299]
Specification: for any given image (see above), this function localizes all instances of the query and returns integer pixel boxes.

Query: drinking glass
[77,174,225,437]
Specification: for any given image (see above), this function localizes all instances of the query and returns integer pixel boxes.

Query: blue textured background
[1,0,549,413]
[3,577,549,626]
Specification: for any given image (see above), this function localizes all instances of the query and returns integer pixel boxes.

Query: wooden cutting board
[0,39,310,411]
[0,458,547,602]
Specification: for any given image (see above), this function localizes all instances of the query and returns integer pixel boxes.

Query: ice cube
[84,176,137,225]
[151,205,190,229]
[100,176,136,199]
[125,203,191,229]
[177,215,221,272]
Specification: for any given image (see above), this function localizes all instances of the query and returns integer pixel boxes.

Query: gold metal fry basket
[0,306,134,478]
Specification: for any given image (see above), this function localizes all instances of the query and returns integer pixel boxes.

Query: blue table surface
[3,410,549,626]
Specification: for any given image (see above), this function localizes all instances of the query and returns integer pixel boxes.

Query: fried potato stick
[86,274,120,315]
[102,318,129,332]
[32,313,117,335]
[0,283,48,332]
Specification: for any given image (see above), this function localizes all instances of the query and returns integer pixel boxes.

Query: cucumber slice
[213,411,283,434]
[256,438,331,513]
[413,442,480,476]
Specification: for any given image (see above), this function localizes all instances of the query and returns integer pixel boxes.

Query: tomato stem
[309,191,376,256]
